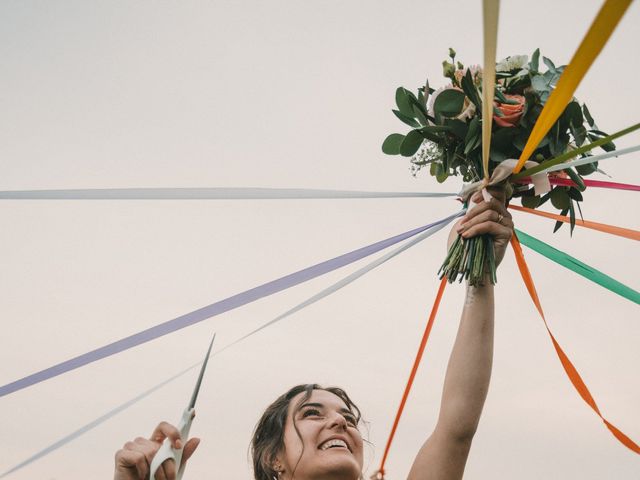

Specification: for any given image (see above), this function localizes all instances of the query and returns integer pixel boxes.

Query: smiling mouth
[319,439,351,452]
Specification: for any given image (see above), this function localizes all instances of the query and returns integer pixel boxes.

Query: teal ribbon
[515,229,640,305]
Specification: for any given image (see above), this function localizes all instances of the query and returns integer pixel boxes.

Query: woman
[114,189,513,480]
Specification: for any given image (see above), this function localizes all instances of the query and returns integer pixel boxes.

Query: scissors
[149,333,216,480]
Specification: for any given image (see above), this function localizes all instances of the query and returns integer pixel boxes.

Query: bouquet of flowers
[382,49,617,285]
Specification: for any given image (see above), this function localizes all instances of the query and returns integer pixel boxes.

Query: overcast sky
[1,1,638,479]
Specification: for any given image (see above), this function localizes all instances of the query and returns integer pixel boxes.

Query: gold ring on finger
[497,213,504,225]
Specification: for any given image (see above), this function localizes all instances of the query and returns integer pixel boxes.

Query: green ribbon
[515,229,640,305]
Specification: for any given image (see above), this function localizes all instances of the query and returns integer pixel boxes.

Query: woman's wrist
[465,277,494,304]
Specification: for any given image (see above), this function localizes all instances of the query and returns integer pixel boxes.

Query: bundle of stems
[438,232,496,286]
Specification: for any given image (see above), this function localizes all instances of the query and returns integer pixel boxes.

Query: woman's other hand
[114,421,200,480]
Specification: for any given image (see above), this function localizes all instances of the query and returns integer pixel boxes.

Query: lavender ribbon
[0,214,455,398]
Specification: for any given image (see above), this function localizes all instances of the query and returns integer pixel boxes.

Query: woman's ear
[272,458,284,476]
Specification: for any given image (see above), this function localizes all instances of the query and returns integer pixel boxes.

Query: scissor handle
[149,408,195,480]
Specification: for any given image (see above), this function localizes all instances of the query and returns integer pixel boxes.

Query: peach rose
[493,94,525,127]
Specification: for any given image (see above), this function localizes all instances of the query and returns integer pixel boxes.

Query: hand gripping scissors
[149,333,216,479]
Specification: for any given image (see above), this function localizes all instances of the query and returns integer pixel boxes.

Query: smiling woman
[113,191,515,480]
[253,385,364,480]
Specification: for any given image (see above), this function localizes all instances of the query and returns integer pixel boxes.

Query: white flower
[411,140,442,168]
[496,54,528,72]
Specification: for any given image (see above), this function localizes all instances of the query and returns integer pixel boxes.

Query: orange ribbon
[510,233,640,454]
[378,276,448,475]
[509,205,640,241]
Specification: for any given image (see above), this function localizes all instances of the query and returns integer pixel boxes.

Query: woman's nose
[327,412,348,430]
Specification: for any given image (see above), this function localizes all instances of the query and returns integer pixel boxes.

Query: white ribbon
[458,159,551,200]
[0,187,456,200]
[537,144,640,174]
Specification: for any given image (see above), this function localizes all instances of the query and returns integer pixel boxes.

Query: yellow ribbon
[482,0,500,180]
[513,0,633,174]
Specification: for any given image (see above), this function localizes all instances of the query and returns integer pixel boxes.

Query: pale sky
[0,1,638,479]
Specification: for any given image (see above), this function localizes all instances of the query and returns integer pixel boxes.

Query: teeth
[320,439,348,451]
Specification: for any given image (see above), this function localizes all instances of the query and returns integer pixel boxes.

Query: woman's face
[276,389,364,480]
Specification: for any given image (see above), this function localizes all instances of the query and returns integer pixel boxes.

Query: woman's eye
[344,415,358,427]
[302,408,322,418]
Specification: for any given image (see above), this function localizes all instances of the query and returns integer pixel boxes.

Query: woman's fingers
[150,421,183,449]
[182,438,201,463]
[160,459,174,480]
[116,422,197,480]
[462,197,509,225]
[471,186,507,205]
[460,220,512,241]
[115,444,149,479]
[459,209,513,237]
[130,437,169,480]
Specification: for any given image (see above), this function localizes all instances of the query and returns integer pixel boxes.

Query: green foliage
[550,187,570,210]
[399,130,423,157]
[381,133,405,155]
[522,194,541,208]
[433,89,465,117]
[382,49,623,234]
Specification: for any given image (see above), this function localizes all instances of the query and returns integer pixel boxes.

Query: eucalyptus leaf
[563,101,583,127]
[582,104,595,127]
[464,132,481,155]
[576,160,598,175]
[587,130,616,151]
[489,147,508,162]
[461,70,482,108]
[576,200,584,222]
[392,109,420,128]
[465,116,480,143]
[399,129,424,157]
[395,87,415,117]
[565,168,586,191]
[522,194,541,208]
[538,191,551,207]
[420,125,451,133]
[420,128,444,144]
[381,133,405,155]
[550,187,570,210]
[571,124,587,146]
[542,56,556,71]
[434,162,449,183]
[446,119,467,139]
[553,207,569,233]
[531,75,549,91]
[412,105,428,126]
[569,200,576,236]
[529,48,540,72]
[406,89,429,118]
[433,89,465,117]
[567,187,583,201]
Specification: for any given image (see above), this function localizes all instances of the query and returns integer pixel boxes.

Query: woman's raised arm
[407,188,513,480]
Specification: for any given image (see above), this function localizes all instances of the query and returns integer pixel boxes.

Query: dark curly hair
[250,384,362,480]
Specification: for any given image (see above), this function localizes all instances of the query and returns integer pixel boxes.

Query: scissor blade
[188,332,216,409]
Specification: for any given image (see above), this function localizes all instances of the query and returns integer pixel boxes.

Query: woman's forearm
[435,280,494,440]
